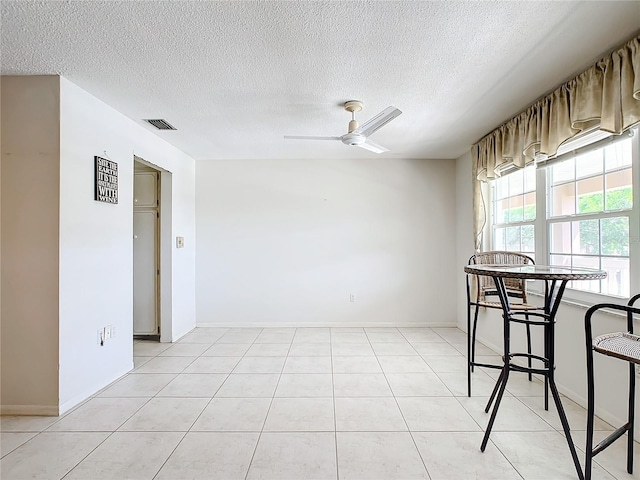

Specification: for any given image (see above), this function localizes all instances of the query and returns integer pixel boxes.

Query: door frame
[133,156,173,343]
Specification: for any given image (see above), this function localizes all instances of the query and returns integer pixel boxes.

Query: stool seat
[594,332,640,364]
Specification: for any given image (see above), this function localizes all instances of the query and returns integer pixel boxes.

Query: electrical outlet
[104,326,111,340]
[350,293,356,303]
[176,236,185,248]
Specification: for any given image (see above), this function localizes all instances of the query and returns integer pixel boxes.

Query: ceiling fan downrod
[345,100,362,133]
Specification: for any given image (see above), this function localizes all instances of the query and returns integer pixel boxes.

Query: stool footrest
[470,361,503,370]
[592,423,631,456]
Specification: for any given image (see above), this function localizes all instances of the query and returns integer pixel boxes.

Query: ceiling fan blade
[284,135,341,141]
[353,106,402,137]
[357,138,389,154]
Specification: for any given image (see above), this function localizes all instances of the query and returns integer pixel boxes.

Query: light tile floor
[0,327,634,479]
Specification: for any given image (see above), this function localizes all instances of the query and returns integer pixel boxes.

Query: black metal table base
[480,277,585,480]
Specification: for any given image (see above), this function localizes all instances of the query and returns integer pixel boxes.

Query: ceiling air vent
[144,119,177,130]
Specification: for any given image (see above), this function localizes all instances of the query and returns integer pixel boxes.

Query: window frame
[487,127,640,303]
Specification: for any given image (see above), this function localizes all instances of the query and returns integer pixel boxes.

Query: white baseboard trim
[171,323,196,343]
[473,333,637,439]
[1,405,59,416]
[58,363,134,415]
[196,322,458,328]
[556,379,631,438]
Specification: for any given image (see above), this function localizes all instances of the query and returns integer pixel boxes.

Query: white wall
[196,158,457,327]
[454,150,637,435]
[455,151,475,332]
[1,76,61,414]
[57,77,197,412]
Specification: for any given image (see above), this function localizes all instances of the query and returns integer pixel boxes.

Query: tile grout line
[367,326,433,480]
[242,327,291,480]
[330,327,340,480]
[151,328,233,480]
[451,332,558,480]
[142,328,247,479]
[58,338,174,480]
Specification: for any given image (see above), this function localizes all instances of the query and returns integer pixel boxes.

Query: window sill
[528,288,634,318]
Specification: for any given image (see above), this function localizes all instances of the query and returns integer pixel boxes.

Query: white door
[133,171,159,335]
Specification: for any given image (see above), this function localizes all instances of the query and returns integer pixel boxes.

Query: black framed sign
[94,156,118,204]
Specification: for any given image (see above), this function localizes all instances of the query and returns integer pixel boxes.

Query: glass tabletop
[464,264,607,281]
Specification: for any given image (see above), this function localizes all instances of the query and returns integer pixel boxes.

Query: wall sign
[94,156,118,204]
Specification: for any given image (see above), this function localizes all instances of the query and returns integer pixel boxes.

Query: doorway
[133,160,160,339]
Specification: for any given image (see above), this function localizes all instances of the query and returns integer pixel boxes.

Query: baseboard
[1,405,59,416]
[473,333,638,439]
[170,323,196,343]
[58,362,134,415]
[195,322,458,328]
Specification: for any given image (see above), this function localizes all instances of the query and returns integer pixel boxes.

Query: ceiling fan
[284,101,402,154]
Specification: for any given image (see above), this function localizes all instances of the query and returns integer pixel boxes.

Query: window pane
[602,257,630,297]
[494,227,505,250]
[573,219,599,255]
[495,198,509,224]
[552,157,575,184]
[552,183,575,216]
[601,217,629,256]
[577,176,603,214]
[549,254,571,267]
[524,166,536,192]
[495,177,508,200]
[571,256,601,292]
[508,195,524,222]
[550,222,571,254]
[576,149,603,178]
[605,139,632,171]
[508,169,524,196]
[523,192,536,221]
[505,226,520,251]
[521,225,535,252]
[605,169,632,210]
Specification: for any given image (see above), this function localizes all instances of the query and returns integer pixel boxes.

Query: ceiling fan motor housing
[342,133,366,146]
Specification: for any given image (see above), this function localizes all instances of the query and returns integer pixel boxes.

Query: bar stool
[466,251,542,396]
[585,293,640,480]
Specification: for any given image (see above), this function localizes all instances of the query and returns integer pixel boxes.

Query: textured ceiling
[2,1,639,160]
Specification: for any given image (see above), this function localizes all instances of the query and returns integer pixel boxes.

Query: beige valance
[472,35,640,250]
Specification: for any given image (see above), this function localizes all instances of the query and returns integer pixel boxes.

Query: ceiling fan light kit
[284,100,401,154]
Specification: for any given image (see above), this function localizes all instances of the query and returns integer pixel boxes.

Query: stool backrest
[468,251,535,304]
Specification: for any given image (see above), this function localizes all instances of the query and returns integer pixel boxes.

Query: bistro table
[463,263,606,480]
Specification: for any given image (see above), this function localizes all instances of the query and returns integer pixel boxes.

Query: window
[491,165,536,259]
[548,139,632,296]
[489,128,638,299]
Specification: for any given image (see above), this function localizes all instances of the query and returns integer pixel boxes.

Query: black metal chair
[466,251,541,397]
[585,293,640,480]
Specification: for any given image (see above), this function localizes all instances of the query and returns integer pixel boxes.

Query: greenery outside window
[548,138,633,296]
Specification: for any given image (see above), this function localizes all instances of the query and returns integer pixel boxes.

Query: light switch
[176,236,185,248]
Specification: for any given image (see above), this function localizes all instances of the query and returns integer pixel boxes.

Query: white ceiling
[2,1,639,161]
